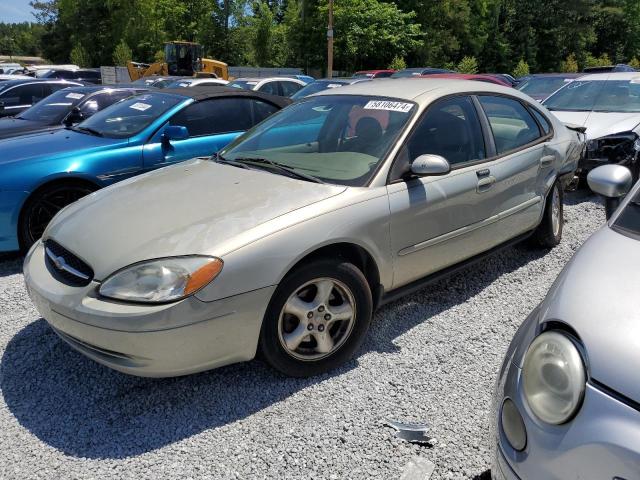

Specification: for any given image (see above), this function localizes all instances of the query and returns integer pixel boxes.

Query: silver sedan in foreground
[24,79,583,377]
[492,165,640,479]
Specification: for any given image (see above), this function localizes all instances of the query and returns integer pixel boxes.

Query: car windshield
[73,93,183,138]
[17,88,88,123]
[220,95,415,186]
[517,77,573,96]
[352,73,373,79]
[390,69,422,78]
[290,81,349,100]
[229,80,258,90]
[165,79,194,88]
[544,79,640,112]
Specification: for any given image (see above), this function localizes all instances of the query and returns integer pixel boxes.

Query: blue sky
[0,0,35,24]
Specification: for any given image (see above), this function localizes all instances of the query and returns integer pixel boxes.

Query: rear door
[142,97,276,168]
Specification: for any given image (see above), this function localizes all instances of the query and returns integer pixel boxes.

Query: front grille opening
[44,239,94,287]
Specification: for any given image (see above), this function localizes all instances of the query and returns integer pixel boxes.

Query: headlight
[99,256,223,303]
[522,330,585,424]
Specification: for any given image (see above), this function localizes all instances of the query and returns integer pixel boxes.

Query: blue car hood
[0,129,126,165]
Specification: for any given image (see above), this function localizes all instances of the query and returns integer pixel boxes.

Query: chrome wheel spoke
[313,331,335,354]
[313,279,334,305]
[283,323,309,351]
[283,295,313,319]
[327,302,353,323]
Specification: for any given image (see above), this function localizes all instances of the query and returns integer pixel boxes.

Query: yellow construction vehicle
[127,41,228,81]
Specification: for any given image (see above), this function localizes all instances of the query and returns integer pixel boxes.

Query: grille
[44,239,94,287]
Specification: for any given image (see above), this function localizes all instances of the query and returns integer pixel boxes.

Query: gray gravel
[0,191,604,480]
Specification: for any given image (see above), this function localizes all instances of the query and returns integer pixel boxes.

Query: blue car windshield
[74,93,183,138]
[220,95,416,186]
[17,88,87,123]
[290,81,349,100]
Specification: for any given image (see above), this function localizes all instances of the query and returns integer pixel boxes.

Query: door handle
[477,175,496,193]
[540,155,555,167]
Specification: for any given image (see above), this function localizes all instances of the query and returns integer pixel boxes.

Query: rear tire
[19,181,96,252]
[531,180,563,248]
[259,259,372,377]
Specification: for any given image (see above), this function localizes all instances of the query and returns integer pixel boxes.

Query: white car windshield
[220,95,416,186]
[544,79,640,112]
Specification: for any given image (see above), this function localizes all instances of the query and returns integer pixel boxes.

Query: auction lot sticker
[364,100,413,112]
[130,102,152,111]
[65,93,85,100]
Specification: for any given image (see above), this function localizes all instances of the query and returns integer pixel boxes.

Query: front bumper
[493,361,640,479]
[24,241,276,377]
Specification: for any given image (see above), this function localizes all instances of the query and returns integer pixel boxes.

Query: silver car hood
[551,110,640,140]
[45,158,346,279]
[541,226,640,402]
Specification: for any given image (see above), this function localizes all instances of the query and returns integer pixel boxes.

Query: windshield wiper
[74,126,103,137]
[230,156,325,184]
[212,152,251,169]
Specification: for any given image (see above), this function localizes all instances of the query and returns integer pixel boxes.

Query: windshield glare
[221,95,416,186]
[75,93,183,138]
[17,89,87,123]
[543,79,640,112]
[290,81,348,100]
[518,77,571,96]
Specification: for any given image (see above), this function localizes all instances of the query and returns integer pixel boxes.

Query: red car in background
[419,73,513,87]
[352,69,396,79]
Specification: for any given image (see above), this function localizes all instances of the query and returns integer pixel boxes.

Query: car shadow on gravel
[0,253,23,278]
[1,242,549,460]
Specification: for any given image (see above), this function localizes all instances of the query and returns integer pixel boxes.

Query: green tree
[388,55,406,70]
[629,56,640,70]
[457,55,478,73]
[70,43,90,66]
[113,39,132,66]
[512,58,530,77]
[561,53,579,72]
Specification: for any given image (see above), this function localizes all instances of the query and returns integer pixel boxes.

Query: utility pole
[327,0,334,78]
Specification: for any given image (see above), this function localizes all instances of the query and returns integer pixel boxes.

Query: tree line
[1,0,640,76]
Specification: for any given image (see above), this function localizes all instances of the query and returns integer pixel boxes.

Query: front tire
[259,259,373,377]
[531,180,563,248]
[19,182,96,252]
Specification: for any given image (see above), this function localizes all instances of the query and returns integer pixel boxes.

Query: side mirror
[410,154,451,176]
[587,164,633,219]
[63,107,84,127]
[162,125,189,144]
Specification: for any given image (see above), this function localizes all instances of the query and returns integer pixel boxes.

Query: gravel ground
[0,191,604,480]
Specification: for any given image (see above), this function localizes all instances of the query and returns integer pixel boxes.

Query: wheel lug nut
[324,314,331,321]
[307,324,314,331]
[318,305,325,312]
[318,324,325,332]
[307,312,313,318]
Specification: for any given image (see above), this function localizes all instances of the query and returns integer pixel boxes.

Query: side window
[252,100,280,123]
[169,98,253,136]
[479,96,542,154]
[49,83,71,94]
[280,81,303,97]
[258,81,279,96]
[1,84,45,106]
[405,96,486,166]
[56,71,74,79]
[530,108,552,135]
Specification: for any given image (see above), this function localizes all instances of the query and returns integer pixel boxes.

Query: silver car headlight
[99,256,223,303]
[522,330,585,425]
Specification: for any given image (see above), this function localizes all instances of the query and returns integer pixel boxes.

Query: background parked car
[0,79,85,118]
[290,77,371,99]
[582,63,637,73]
[164,77,229,88]
[22,79,584,379]
[352,70,396,79]
[390,67,455,78]
[0,85,148,140]
[0,87,290,252]
[228,77,307,97]
[516,73,583,102]
[420,73,513,87]
[543,72,640,180]
[492,163,639,480]
[38,68,102,84]
[131,76,184,88]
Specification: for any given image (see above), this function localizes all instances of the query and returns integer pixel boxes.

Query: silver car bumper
[493,361,640,479]
[24,241,275,377]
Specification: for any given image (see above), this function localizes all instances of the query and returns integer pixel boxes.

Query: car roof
[63,85,147,94]
[313,77,526,104]
[526,73,583,78]
[158,86,292,107]
[0,78,83,87]
[232,77,304,82]
[573,72,640,81]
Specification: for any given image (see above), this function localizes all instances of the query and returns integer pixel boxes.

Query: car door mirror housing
[587,165,633,219]
[63,107,84,127]
[162,125,189,143]
[410,154,451,176]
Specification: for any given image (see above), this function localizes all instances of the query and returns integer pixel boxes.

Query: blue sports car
[0,87,290,252]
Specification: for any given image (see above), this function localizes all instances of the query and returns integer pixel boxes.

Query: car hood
[549,110,640,140]
[45,159,347,280]
[0,128,123,165]
[0,117,56,140]
[541,226,640,402]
